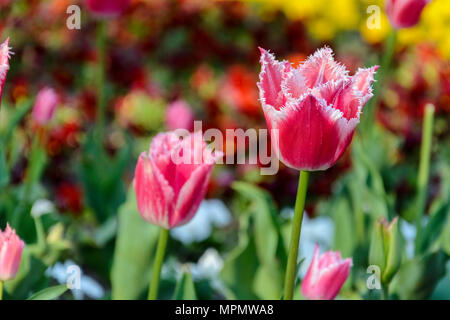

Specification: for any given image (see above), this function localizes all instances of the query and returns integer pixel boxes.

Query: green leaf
[172,271,197,300]
[389,250,447,299]
[333,198,356,258]
[0,147,9,188]
[221,213,259,300]
[27,284,68,300]
[417,203,449,254]
[111,187,159,300]
[79,132,130,222]
[231,182,281,265]
[440,214,450,256]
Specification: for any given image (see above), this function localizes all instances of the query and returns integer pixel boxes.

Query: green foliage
[221,182,286,300]
[173,270,197,300]
[27,284,68,300]
[79,133,130,222]
[111,188,159,300]
[389,250,447,300]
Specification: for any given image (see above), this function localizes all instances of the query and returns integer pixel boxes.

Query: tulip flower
[301,245,353,300]
[134,131,221,300]
[0,224,25,282]
[258,46,378,171]
[165,100,194,131]
[258,46,376,300]
[0,38,12,108]
[32,87,59,126]
[85,0,131,18]
[385,0,429,29]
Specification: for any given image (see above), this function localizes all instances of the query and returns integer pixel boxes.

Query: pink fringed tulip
[0,38,12,107]
[165,100,194,131]
[32,87,59,126]
[85,0,131,18]
[0,224,25,281]
[301,245,353,300]
[385,0,429,29]
[134,131,221,229]
[258,47,378,171]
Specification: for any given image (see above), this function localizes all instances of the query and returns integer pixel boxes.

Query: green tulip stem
[0,280,3,300]
[283,170,309,300]
[415,104,435,254]
[361,30,397,132]
[148,227,169,300]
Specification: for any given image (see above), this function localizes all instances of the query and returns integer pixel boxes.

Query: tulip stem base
[0,280,3,300]
[283,171,309,300]
[148,228,169,300]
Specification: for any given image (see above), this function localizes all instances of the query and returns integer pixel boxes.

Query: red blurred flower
[385,0,429,29]
[165,100,194,131]
[55,182,83,214]
[32,87,59,126]
[221,65,260,115]
[85,0,131,18]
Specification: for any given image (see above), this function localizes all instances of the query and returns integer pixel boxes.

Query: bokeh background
[0,0,449,300]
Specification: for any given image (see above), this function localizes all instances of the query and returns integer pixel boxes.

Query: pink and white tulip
[85,0,131,18]
[0,38,12,108]
[32,87,59,126]
[165,100,194,131]
[301,245,353,300]
[0,224,25,281]
[258,47,378,171]
[385,0,429,29]
[134,131,221,229]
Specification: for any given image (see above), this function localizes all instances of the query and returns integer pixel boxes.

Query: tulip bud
[32,87,59,126]
[369,217,402,284]
[165,100,194,131]
[134,131,221,229]
[85,0,131,18]
[385,0,429,29]
[0,224,25,281]
[257,47,378,171]
[0,38,12,108]
[301,245,353,300]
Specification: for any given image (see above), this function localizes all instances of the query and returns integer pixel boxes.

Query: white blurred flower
[171,199,232,244]
[191,248,224,279]
[45,260,104,300]
[297,211,335,277]
[400,219,417,259]
[31,199,55,218]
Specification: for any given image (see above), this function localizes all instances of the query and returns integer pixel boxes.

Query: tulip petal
[299,47,349,88]
[257,47,290,111]
[0,38,12,106]
[134,154,174,229]
[275,95,357,171]
[172,162,214,228]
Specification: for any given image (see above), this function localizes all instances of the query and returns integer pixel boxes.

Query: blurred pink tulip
[0,224,24,281]
[0,38,12,107]
[301,245,353,300]
[165,100,194,131]
[134,131,221,229]
[385,0,429,29]
[258,47,378,171]
[32,87,59,126]
[85,0,131,18]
